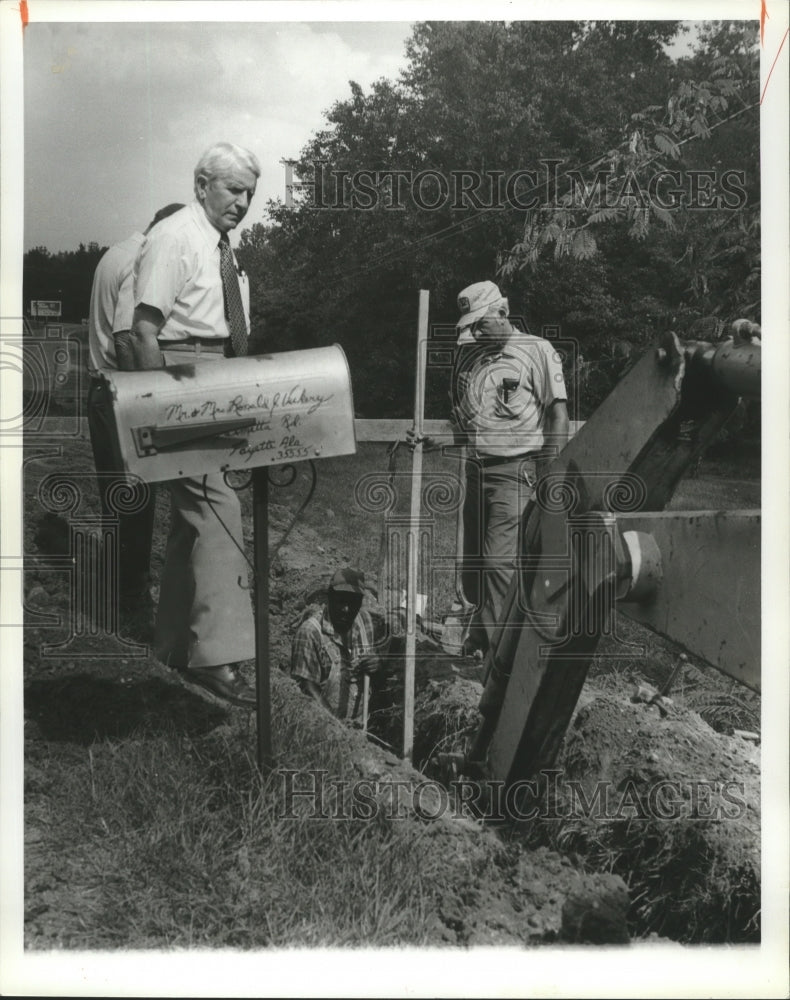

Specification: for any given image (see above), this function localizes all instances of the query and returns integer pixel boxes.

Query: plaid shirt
[289,606,379,719]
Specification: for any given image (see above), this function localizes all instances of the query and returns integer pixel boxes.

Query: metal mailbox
[104,346,357,483]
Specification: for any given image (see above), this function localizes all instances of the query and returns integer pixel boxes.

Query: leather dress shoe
[182,663,256,708]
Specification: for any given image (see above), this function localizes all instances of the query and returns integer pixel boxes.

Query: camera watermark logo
[0,318,84,438]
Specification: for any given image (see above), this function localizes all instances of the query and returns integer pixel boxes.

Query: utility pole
[280,158,297,209]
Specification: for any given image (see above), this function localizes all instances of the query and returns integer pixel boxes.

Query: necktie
[219,235,248,357]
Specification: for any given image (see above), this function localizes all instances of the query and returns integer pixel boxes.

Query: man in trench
[289,568,384,720]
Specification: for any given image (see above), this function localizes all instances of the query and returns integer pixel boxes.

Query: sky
[23,18,414,251]
[19,7,708,254]
[3,2,790,997]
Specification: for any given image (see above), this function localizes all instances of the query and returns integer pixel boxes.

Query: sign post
[30,300,62,319]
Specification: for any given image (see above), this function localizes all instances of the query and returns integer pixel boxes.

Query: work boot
[460,635,486,660]
[181,663,256,708]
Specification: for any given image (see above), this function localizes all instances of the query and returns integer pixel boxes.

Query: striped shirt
[289,606,379,719]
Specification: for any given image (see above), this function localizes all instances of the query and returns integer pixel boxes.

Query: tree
[500,22,759,312]
[236,20,758,419]
[23,243,108,321]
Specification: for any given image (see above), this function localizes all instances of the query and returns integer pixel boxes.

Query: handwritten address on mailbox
[110,345,356,483]
[156,382,337,464]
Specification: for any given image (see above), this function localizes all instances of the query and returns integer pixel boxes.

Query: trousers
[153,473,255,669]
[86,377,156,604]
[462,456,537,651]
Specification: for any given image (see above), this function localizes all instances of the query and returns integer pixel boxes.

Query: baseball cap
[456,281,508,345]
[148,202,185,230]
[328,567,366,595]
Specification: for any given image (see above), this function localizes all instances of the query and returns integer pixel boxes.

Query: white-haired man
[412,281,569,653]
[124,142,261,706]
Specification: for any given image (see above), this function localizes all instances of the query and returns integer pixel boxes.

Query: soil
[381,669,760,943]
[20,372,761,948]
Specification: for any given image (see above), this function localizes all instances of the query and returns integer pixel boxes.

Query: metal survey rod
[404,290,430,760]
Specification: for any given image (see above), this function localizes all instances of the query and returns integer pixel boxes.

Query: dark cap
[147,202,185,231]
[328,567,365,595]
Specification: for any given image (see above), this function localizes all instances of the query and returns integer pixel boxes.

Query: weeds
[26,692,488,949]
[24,434,761,949]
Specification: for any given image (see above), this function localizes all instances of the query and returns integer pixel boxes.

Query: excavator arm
[465,323,761,790]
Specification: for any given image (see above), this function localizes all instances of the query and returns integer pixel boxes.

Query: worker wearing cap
[414,281,569,653]
[289,568,383,719]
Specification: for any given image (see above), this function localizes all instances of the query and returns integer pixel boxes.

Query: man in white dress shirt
[126,142,261,706]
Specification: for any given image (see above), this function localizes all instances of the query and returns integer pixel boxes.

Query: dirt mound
[25,673,227,744]
[380,670,760,944]
[269,671,631,946]
[544,691,760,942]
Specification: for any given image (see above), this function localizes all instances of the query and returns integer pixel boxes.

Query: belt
[476,451,541,467]
[158,336,227,352]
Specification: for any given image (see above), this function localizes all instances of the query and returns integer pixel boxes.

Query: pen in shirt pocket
[501,377,519,403]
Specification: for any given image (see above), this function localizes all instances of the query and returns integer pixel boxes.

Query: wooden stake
[362,674,370,733]
[404,290,429,759]
[373,440,398,733]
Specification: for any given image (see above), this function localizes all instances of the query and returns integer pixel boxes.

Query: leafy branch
[500,48,758,278]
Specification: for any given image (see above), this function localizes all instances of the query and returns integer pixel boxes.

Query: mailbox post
[252,467,272,769]
[104,346,357,769]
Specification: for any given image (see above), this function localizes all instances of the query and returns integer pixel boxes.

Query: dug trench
[23,438,760,949]
[270,564,760,945]
[365,632,760,945]
[262,477,760,946]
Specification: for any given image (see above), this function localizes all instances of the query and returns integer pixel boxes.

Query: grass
[27,669,535,950]
[24,402,762,948]
[26,686,469,949]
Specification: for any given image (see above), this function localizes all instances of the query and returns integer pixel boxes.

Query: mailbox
[104,346,357,483]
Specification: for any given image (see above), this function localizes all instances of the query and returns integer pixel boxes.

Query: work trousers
[86,377,156,605]
[154,474,255,670]
[462,456,537,652]
[151,343,253,669]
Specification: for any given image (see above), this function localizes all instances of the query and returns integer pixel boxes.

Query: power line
[254,89,759,302]
[339,98,760,282]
